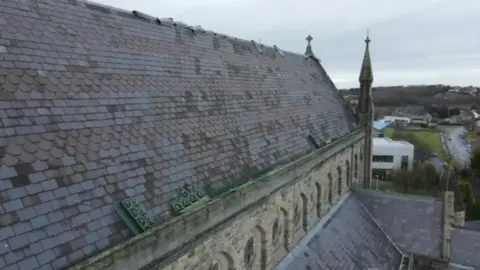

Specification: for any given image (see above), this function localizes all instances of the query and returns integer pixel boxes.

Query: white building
[382,116,411,126]
[372,137,414,180]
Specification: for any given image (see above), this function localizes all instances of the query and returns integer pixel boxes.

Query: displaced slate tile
[14,163,34,176]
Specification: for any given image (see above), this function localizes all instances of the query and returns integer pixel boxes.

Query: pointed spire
[305,34,315,56]
[359,29,373,84]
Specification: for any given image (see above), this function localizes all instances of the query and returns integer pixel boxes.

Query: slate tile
[3,199,23,212]
[25,184,43,195]
[0,165,17,179]
[4,250,25,266]
[18,256,39,270]
[0,226,14,241]
[33,202,53,216]
[6,187,27,199]
[28,172,46,183]
[12,222,32,235]
[16,207,37,221]
[7,233,29,250]
[36,249,56,265]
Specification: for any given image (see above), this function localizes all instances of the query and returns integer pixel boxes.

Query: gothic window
[244,237,255,268]
[360,147,364,161]
[293,203,300,227]
[346,160,351,187]
[280,208,289,251]
[327,173,333,204]
[354,154,358,178]
[300,193,308,232]
[337,166,342,195]
[315,183,322,217]
[272,218,280,245]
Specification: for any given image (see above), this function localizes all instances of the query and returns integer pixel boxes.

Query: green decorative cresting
[171,184,208,215]
[114,198,154,235]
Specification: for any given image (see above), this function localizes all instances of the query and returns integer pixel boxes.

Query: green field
[385,127,445,160]
[464,131,475,143]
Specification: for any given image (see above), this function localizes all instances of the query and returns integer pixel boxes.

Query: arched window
[354,154,358,179]
[337,166,342,195]
[300,193,308,232]
[272,218,280,245]
[315,183,322,217]
[244,237,255,268]
[293,203,300,228]
[346,160,351,187]
[280,208,289,251]
[328,173,333,204]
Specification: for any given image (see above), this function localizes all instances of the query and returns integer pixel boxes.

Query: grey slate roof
[464,220,480,230]
[355,189,444,258]
[450,227,480,268]
[277,193,403,270]
[0,0,356,269]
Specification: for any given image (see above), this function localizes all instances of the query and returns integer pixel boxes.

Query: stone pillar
[441,191,455,260]
[454,211,465,227]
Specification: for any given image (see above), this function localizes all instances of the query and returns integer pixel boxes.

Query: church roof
[450,227,480,268]
[279,189,449,269]
[355,189,444,258]
[277,193,403,270]
[282,188,480,269]
[0,0,356,269]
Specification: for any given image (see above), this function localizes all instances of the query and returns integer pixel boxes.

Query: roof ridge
[77,0,303,59]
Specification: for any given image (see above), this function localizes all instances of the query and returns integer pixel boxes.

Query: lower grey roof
[450,227,480,267]
[277,193,402,270]
[464,220,480,230]
[355,189,443,258]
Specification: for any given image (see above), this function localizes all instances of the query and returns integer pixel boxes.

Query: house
[383,115,411,127]
[0,1,479,270]
[410,113,433,126]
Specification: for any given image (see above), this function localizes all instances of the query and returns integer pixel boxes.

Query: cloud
[95,0,480,88]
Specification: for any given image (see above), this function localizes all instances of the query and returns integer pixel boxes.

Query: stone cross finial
[306,35,313,45]
[365,29,371,43]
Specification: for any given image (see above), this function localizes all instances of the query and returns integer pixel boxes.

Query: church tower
[356,33,374,189]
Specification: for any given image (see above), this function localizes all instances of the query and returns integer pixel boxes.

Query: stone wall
[70,130,365,270]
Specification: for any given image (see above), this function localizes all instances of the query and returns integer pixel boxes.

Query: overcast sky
[96,0,479,89]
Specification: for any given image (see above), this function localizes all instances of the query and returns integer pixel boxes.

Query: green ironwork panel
[114,198,154,235]
[170,185,207,215]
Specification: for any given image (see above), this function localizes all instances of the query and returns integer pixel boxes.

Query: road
[444,126,470,166]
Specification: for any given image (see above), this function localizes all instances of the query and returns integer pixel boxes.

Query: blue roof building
[373,119,393,131]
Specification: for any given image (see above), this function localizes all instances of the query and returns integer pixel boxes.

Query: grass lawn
[464,131,480,152]
[464,131,475,143]
[384,127,394,137]
[386,128,446,160]
[414,130,445,159]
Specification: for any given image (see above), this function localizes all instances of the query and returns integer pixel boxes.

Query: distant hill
[341,85,480,106]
